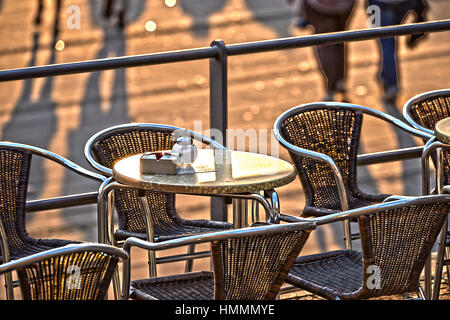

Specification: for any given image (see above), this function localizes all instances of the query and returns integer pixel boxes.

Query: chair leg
[4,272,14,300]
[417,285,426,300]
[445,246,450,287]
[343,220,352,250]
[432,220,448,300]
[185,244,196,273]
[111,268,121,300]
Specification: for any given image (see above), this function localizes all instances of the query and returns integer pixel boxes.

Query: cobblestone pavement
[0,0,449,299]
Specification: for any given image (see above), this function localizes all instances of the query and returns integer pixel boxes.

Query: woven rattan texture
[287,201,448,299]
[17,250,119,300]
[131,271,214,300]
[130,227,312,300]
[279,107,388,217]
[212,229,311,299]
[91,128,232,241]
[0,148,75,262]
[408,95,450,184]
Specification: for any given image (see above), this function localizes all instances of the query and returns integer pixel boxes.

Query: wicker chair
[403,89,450,299]
[0,243,128,300]
[273,102,430,249]
[282,195,450,300]
[0,142,106,299]
[122,221,316,300]
[84,123,233,276]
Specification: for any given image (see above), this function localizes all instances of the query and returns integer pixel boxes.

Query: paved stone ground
[0,0,449,300]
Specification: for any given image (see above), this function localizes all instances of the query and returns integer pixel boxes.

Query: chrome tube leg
[446,246,450,287]
[417,285,426,300]
[425,256,432,300]
[433,217,447,300]
[343,219,352,250]
[422,145,433,299]
[139,193,157,278]
[432,147,445,300]
[4,272,14,300]
[185,244,196,273]
[97,177,113,244]
[251,200,260,224]
[107,191,121,300]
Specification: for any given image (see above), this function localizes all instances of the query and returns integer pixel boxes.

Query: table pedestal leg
[139,194,157,278]
[233,199,248,228]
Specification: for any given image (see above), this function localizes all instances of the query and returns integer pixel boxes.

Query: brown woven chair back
[279,106,378,216]
[0,147,37,256]
[211,226,312,300]
[407,93,450,184]
[356,201,448,299]
[90,128,182,238]
[16,249,120,300]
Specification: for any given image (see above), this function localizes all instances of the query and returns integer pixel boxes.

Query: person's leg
[368,0,404,102]
[407,0,429,47]
[303,2,352,100]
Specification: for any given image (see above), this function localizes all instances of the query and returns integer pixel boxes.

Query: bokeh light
[55,40,65,51]
[165,0,177,7]
[145,20,157,32]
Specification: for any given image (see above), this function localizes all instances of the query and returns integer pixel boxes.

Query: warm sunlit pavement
[0,0,449,299]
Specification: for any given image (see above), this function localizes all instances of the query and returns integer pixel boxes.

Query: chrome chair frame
[0,243,128,300]
[85,123,283,284]
[121,220,317,300]
[0,141,105,300]
[403,89,450,137]
[273,102,431,250]
[403,89,450,299]
[281,194,450,300]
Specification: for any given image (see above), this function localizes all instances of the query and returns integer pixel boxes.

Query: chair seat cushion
[286,250,363,300]
[302,193,389,218]
[115,221,233,242]
[0,239,80,263]
[130,271,214,300]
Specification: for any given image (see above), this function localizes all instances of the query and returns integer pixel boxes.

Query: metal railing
[1,19,447,219]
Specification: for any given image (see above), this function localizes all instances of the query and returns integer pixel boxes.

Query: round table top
[113,149,296,194]
[435,117,450,144]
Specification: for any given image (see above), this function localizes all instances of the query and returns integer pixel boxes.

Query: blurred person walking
[287,0,356,102]
[367,0,429,104]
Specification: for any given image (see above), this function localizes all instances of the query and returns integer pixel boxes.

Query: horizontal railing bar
[226,20,450,56]
[0,20,448,82]
[0,46,218,82]
[24,147,425,212]
[25,191,98,213]
[357,146,423,166]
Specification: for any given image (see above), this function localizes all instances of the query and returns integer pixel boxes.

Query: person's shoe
[322,91,335,101]
[407,32,428,48]
[292,17,309,30]
[382,86,398,104]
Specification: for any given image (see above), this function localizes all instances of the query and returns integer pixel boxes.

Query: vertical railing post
[209,39,228,222]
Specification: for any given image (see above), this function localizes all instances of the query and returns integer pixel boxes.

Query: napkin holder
[140,152,178,175]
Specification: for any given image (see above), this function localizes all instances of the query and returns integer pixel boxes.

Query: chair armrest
[123,221,317,253]
[305,195,450,226]
[0,142,106,182]
[280,213,312,223]
[382,195,416,203]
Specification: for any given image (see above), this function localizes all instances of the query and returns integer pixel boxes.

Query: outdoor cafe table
[112,149,296,229]
[435,117,450,144]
